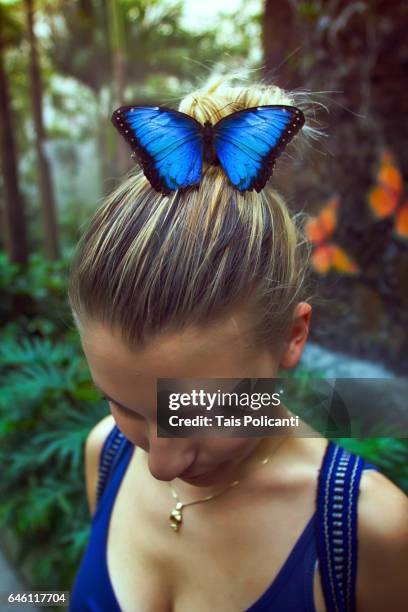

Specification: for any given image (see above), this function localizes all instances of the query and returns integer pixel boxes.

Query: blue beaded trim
[96,425,127,507]
[316,441,379,612]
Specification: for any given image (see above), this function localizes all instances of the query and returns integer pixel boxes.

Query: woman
[68,75,407,611]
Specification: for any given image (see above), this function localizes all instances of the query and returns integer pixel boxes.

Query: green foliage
[0,249,108,592]
[287,366,408,492]
[0,330,107,589]
[337,438,408,491]
[0,1,25,49]
[296,1,322,21]
[0,329,109,590]
[0,250,72,331]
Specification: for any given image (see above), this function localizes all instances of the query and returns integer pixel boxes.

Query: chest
[105,454,327,612]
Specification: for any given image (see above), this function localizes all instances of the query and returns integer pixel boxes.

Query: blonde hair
[68,74,315,355]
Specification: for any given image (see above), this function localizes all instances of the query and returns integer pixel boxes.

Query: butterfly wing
[305,197,340,245]
[331,245,359,275]
[212,105,305,192]
[311,243,359,275]
[111,106,203,194]
[394,200,408,240]
[368,149,403,219]
[311,245,334,275]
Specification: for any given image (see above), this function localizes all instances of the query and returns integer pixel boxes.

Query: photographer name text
[168,414,300,428]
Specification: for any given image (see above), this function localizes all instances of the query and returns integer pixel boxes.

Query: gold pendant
[169,502,183,532]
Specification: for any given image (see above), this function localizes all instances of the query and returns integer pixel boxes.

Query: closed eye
[100,395,143,419]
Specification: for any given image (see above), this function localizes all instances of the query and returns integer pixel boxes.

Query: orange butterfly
[305,196,360,275]
[368,149,408,240]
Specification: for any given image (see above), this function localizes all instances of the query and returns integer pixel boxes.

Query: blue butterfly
[111,105,305,194]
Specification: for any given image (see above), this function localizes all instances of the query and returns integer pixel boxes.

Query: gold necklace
[168,436,288,532]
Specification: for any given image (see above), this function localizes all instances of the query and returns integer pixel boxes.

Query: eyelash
[100,395,141,419]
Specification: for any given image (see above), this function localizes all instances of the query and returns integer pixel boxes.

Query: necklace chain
[168,436,288,532]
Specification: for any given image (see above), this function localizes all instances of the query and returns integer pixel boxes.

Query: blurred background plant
[0,0,407,599]
[0,250,109,590]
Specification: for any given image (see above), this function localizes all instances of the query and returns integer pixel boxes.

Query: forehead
[78,310,257,380]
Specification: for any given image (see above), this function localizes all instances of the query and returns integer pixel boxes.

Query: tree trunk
[25,0,59,260]
[263,0,299,89]
[109,0,130,177]
[0,24,28,264]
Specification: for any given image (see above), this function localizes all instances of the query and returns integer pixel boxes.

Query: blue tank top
[69,426,379,612]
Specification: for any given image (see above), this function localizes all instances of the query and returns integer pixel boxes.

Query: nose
[146,434,196,481]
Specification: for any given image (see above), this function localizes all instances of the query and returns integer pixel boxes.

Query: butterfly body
[201,121,219,165]
[112,104,305,194]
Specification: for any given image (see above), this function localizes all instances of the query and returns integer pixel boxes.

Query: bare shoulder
[84,414,116,517]
[356,468,408,612]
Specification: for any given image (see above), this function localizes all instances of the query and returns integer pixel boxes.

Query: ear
[278,302,312,369]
